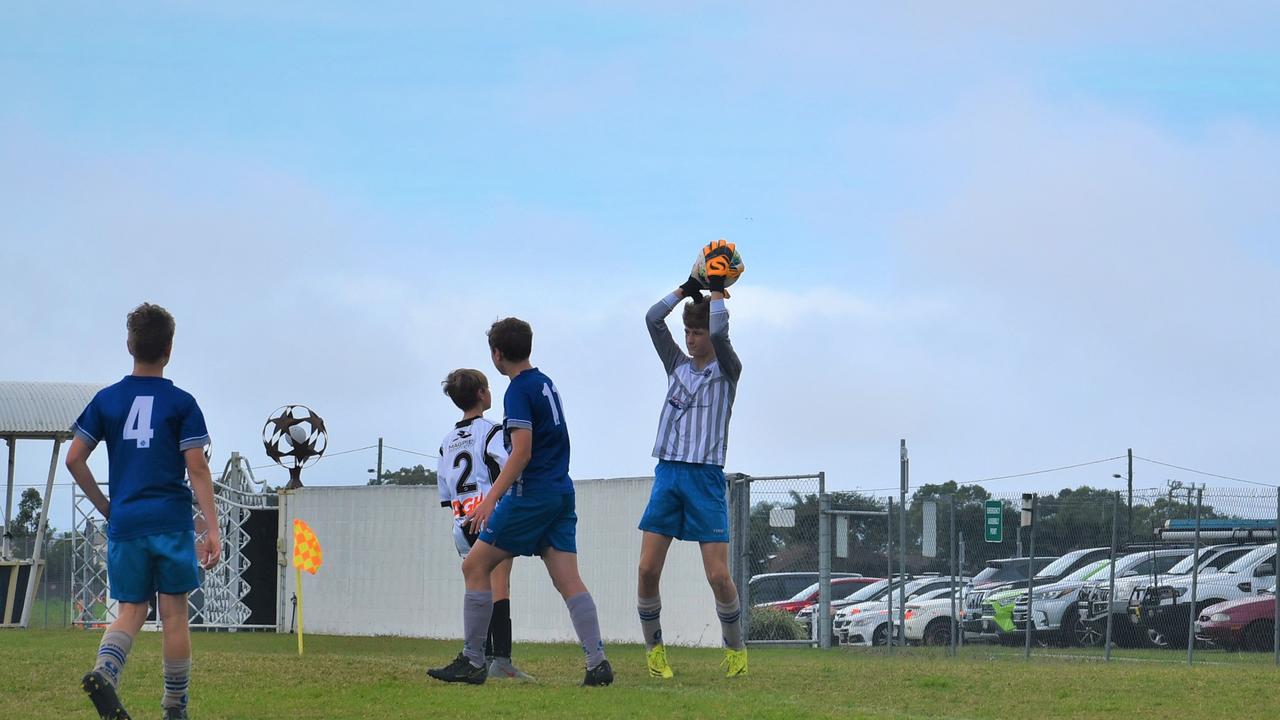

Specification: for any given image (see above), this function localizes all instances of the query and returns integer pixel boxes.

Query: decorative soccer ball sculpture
[263,405,327,488]
[691,241,746,289]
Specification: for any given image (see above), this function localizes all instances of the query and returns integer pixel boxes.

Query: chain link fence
[787,481,1280,666]
[3,534,76,628]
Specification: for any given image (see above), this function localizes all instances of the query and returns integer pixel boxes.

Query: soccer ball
[691,242,745,289]
[262,405,328,469]
[286,424,310,447]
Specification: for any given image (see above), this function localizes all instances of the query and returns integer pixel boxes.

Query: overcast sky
[3,3,1279,528]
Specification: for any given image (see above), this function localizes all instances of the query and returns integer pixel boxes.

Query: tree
[368,464,437,486]
[11,488,45,536]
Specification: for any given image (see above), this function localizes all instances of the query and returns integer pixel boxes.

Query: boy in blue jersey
[428,317,612,686]
[66,303,220,720]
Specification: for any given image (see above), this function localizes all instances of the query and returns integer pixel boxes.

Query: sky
[3,2,1280,530]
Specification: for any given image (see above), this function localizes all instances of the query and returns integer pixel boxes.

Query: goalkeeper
[636,240,748,679]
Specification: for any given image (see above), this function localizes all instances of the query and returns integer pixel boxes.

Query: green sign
[984,500,1003,543]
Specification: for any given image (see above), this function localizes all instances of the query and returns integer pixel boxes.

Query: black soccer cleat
[162,707,189,720]
[426,654,488,685]
[582,659,614,687]
[82,670,132,720]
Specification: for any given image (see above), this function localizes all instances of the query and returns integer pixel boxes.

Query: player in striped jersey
[637,241,747,679]
[435,369,532,681]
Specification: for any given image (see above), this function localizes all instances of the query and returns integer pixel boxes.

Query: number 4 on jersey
[123,396,155,449]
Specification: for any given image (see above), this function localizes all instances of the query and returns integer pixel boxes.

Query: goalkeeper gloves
[702,239,736,293]
[679,276,706,303]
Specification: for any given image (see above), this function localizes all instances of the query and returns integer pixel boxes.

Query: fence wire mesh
[788,483,1279,666]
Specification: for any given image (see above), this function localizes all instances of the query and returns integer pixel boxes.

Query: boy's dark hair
[442,369,488,411]
[127,303,176,364]
[682,300,709,331]
[487,317,533,362]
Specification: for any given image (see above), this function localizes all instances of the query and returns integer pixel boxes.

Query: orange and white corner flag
[292,518,323,575]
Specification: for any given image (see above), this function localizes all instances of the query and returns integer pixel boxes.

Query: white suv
[835,577,965,646]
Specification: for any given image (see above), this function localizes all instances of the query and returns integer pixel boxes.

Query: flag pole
[297,565,304,656]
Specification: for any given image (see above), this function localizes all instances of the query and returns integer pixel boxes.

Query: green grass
[24,598,76,629]
[3,630,1278,719]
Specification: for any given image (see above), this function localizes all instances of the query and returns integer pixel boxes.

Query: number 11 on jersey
[542,383,563,426]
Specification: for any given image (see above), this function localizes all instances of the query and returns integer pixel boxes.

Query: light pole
[1112,473,1131,544]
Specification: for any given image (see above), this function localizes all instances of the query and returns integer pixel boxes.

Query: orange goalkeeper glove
[702,239,736,293]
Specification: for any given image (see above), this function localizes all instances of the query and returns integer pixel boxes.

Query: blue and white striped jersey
[647,293,741,467]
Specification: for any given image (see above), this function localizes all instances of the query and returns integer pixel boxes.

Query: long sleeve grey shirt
[647,293,741,467]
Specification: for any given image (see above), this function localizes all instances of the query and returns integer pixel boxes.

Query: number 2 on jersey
[123,396,155,449]
[453,452,477,495]
[542,383,562,426]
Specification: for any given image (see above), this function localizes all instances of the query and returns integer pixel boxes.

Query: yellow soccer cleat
[646,644,674,679]
[722,648,748,677]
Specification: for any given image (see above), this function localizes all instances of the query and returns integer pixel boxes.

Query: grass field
[3,630,1278,719]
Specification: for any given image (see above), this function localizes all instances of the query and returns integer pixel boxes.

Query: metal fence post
[1187,486,1202,666]
[886,496,894,653]
[1105,492,1118,661]
[818,492,832,649]
[949,495,957,657]
[731,474,753,641]
[898,440,908,650]
[958,535,965,649]
[1024,494,1036,660]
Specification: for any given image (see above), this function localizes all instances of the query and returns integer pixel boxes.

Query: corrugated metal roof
[0,381,104,439]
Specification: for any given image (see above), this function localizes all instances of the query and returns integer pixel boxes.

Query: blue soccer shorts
[638,460,729,543]
[107,530,200,603]
[479,492,578,556]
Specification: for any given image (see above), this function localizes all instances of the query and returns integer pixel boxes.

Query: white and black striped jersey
[647,293,742,467]
[437,416,508,554]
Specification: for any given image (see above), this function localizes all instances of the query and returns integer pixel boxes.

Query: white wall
[278,478,726,647]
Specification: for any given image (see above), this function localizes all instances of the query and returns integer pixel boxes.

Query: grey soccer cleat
[162,707,189,720]
[82,670,132,720]
[487,657,536,681]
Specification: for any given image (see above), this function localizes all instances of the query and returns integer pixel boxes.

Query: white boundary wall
[278,478,725,647]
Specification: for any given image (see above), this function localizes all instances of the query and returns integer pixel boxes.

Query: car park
[962,548,1118,640]
[759,576,880,616]
[1077,543,1254,633]
[1017,548,1193,646]
[1130,543,1277,648]
[748,572,862,606]
[835,576,966,646]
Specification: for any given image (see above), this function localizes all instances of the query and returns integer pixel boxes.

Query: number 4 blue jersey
[72,375,210,541]
[503,367,573,496]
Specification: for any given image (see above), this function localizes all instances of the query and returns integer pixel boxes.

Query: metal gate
[72,452,278,629]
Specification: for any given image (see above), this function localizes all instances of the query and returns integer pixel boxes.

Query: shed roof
[0,381,103,440]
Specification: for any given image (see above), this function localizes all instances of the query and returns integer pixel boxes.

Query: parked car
[1008,558,1110,645]
[758,576,879,616]
[793,578,884,638]
[1017,548,1193,647]
[961,556,1059,637]
[1194,585,1277,651]
[897,592,965,646]
[1077,543,1256,630]
[835,576,967,646]
[1130,543,1277,648]
[748,572,861,606]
